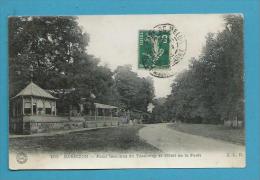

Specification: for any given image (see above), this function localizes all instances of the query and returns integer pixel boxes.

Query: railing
[10,115,126,134]
[84,116,121,121]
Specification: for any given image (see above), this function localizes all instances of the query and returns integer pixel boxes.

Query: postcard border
[0,0,260,180]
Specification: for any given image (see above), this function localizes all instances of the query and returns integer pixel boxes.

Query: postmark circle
[150,23,187,78]
[16,152,28,164]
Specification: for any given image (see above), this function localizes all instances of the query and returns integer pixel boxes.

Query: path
[138,123,245,153]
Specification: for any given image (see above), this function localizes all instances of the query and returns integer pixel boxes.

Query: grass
[9,125,159,153]
[168,123,245,145]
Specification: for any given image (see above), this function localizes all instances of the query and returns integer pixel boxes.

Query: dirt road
[139,123,245,153]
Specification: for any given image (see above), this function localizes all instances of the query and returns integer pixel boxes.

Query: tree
[151,97,168,123]
[163,15,244,125]
[114,65,155,112]
[9,16,116,114]
[9,17,89,96]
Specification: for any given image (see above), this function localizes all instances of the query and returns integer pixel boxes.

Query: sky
[77,14,225,98]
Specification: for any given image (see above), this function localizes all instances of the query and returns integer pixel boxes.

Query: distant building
[147,103,155,113]
[79,101,119,121]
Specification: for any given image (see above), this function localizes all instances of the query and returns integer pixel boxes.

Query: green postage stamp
[138,30,170,69]
[138,23,187,78]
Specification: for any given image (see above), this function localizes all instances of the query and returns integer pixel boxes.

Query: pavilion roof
[94,103,118,109]
[13,82,58,100]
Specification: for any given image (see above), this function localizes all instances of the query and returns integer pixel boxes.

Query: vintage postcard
[9,14,245,169]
